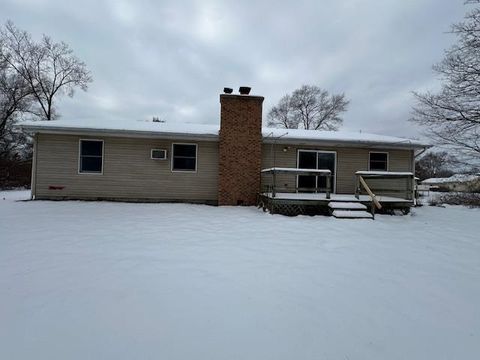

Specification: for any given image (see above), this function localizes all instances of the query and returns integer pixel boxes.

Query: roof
[18,119,429,149]
[422,174,480,185]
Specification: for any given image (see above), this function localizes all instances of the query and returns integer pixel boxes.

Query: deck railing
[261,167,332,199]
[355,171,415,201]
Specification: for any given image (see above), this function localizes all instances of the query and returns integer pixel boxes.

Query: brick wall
[218,94,264,205]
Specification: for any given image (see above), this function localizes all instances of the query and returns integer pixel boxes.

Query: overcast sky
[1,0,469,138]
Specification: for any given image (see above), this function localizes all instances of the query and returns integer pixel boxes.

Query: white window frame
[368,151,389,171]
[296,149,337,193]
[171,143,198,173]
[78,139,104,175]
[151,148,167,160]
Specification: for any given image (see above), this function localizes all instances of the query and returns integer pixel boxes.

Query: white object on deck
[328,202,367,210]
[261,167,331,174]
[332,210,373,219]
[355,171,414,176]
[262,192,412,203]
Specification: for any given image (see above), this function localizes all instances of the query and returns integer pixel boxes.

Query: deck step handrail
[357,176,382,218]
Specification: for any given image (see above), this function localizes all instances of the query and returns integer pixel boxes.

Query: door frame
[296,149,337,193]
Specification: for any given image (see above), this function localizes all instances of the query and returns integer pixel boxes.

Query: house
[19,89,428,217]
[422,174,480,192]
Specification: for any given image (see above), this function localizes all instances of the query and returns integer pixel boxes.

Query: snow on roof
[422,174,480,184]
[263,128,427,148]
[18,119,220,137]
[18,119,428,148]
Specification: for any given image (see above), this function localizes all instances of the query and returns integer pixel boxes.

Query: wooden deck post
[326,175,331,199]
[410,175,415,201]
[272,171,276,198]
[355,175,360,199]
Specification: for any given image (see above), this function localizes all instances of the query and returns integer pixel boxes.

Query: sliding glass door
[297,150,336,192]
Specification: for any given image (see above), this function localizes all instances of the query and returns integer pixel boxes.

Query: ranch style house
[19,88,429,218]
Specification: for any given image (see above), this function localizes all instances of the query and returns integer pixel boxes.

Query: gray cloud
[1,0,468,138]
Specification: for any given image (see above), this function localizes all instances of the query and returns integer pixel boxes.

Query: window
[369,152,388,171]
[297,150,336,192]
[79,140,103,174]
[151,149,167,160]
[172,143,197,171]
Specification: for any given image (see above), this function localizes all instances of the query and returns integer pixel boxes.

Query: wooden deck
[258,192,413,216]
[261,192,412,203]
[259,167,415,216]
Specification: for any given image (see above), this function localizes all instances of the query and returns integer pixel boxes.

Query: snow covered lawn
[1,191,479,360]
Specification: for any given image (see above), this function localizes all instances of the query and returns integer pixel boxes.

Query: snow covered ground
[1,190,479,360]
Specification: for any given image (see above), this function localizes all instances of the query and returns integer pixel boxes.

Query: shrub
[435,193,480,208]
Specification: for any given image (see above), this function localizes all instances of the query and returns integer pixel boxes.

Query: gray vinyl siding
[261,143,414,195]
[34,133,415,202]
[35,134,219,202]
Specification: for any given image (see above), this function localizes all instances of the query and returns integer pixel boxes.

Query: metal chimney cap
[239,86,251,95]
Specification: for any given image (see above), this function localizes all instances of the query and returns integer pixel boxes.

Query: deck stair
[328,202,373,219]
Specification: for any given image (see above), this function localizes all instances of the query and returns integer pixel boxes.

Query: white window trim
[368,151,389,171]
[296,149,337,193]
[171,143,198,173]
[78,139,104,175]
[151,148,167,160]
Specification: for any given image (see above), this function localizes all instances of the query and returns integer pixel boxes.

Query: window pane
[317,153,335,172]
[317,153,335,189]
[370,153,387,162]
[173,144,196,157]
[370,162,387,171]
[81,140,103,156]
[298,151,316,169]
[370,153,388,171]
[80,157,102,173]
[173,157,196,171]
[298,175,316,190]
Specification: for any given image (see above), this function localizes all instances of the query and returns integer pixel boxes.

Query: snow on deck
[355,170,414,176]
[1,190,479,359]
[328,202,368,210]
[261,167,331,174]
[262,192,412,203]
[332,209,373,219]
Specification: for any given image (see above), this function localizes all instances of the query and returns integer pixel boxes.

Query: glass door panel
[298,151,317,191]
[317,152,336,191]
[297,150,336,193]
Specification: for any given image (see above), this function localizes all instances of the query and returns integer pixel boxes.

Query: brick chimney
[218,91,264,206]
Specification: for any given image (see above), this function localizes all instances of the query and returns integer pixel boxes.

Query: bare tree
[415,151,456,180]
[0,20,92,120]
[267,94,297,128]
[0,53,32,157]
[268,85,349,130]
[411,1,480,162]
[0,62,31,126]
[1,21,92,187]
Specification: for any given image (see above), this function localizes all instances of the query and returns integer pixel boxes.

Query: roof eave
[262,137,429,150]
[18,124,430,149]
[18,125,220,141]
